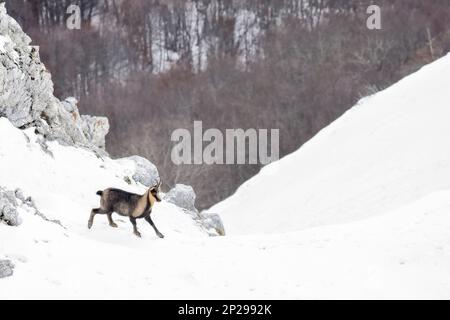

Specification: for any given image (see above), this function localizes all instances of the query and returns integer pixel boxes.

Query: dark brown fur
[88,184,163,238]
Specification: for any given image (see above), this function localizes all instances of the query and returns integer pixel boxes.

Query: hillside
[1,53,450,301]
[7,0,450,211]
[1,120,449,298]
[211,53,450,235]
[2,3,450,299]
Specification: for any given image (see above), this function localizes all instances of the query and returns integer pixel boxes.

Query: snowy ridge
[212,53,450,235]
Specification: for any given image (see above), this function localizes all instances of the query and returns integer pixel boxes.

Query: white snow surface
[212,53,450,236]
[2,54,450,299]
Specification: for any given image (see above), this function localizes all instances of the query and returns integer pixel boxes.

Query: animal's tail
[96,191,103,196]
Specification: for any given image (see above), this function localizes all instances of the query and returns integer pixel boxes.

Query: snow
[0,35,11,53]
[212,53,450,236]
[0,118,207,240]
[2,54,450,299]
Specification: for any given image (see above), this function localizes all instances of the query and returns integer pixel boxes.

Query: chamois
[88,181,164,238]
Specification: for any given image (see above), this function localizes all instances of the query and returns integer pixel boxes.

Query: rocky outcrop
[164,184,225,236]
[121,156,160,187]
[80,115,109,150]
[199,212,226,236]
[0,259,14,278]
[0,186,64,228]
[164,184,197,212]
[0,187,22,226]
[0,4,108,151]
[61,97,110,150]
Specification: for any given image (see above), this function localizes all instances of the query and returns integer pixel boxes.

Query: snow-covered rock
[61,97,78,113]
[0,259,14,278]
[0,187,48,227]
[200,212,226,236]
[162,184,226,235]
[0,187,21,226]
[163,184,225,236]
[120,155,160,187]
[0,4,108,151]
[60,97,109,150]
[80,115,110,150]
[164,184,197,212]
[0,204,19,226]
[14,188,26,202]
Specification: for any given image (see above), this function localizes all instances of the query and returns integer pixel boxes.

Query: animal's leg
[130,217,141,238]
[145,215,164,239]
[107,213,118,228]
[88,208,100,229]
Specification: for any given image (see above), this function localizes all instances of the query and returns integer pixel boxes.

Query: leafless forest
[5,0,450,209]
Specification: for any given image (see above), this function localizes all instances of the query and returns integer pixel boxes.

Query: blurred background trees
[5,0,450,209]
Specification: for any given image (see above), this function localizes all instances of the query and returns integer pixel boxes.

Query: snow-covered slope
[1,124,450,299]
[0,118,207,240]
[211,54,450,235]
[2,53,450,298]
[2,0,450,296]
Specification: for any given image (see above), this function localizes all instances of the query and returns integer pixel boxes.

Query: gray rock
[80,115,110,150]
[25,196,36,208]
[0,4,109,152]
[1,204,20,226]
[0,197,7,213]
[61,97,78,113]
[122,156,160,187]
[200,212,226,236]
[15,188,26,202]
[164,184,197,212]
[2,190,18,207]
[0,186,65,228]
[0,260,14,279]
[0,187,21,226]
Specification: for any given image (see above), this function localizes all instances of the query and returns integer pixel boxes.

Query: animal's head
[149,180,162,202]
